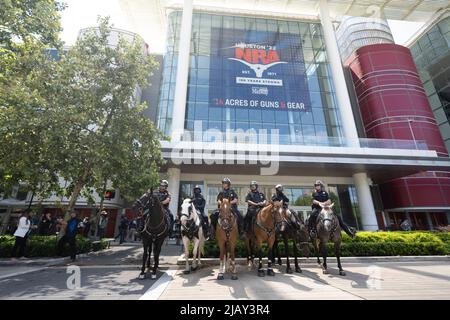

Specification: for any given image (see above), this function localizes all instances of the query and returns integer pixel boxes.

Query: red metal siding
[346,43,450,209]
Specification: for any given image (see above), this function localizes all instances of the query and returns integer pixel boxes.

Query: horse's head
[319,201,335,232]
[218,198,234,230]
[180,198,193,226]
[272,200,287,232]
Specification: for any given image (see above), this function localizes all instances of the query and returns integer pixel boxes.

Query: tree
[53,17,164,213]
[0,0,66,199]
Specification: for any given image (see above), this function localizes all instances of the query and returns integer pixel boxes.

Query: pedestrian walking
[128,218,137,242]
[11,209,32,260]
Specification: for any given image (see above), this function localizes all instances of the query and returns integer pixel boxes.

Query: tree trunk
[66,180,84,219]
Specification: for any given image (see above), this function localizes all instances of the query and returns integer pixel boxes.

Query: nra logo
[228,42,287,78]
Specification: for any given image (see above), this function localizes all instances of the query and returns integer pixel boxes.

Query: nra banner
[209,28,311,112]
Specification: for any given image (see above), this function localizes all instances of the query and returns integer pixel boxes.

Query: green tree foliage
[1,6,165,211]
[0,0,66,198]
[49,17,165,211]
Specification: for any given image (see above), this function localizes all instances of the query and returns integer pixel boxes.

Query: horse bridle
[180,204,199,237]
[141,193,168,239]
[255,204,278,239]
[317,210,338,235]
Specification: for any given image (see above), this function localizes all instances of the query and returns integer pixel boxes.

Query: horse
[245,200,281,277]
[272,207,310,274]
[216,198,239,280]
[310,201,346,276]
[133,191,170,280]
[180,198,205,274]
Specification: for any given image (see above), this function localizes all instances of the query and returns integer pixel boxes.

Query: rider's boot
[342,224,357,238]
[308,216,317,238]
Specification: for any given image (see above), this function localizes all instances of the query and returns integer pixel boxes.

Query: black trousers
[11,236,27,258]
[57,235,77,260]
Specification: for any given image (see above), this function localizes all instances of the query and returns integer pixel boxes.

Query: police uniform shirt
[217,189,238,209]
[245,191,266,208]
[192,194,206,212]
[271,192,289,204]
[312,190,329,210]
[156,191,171,209]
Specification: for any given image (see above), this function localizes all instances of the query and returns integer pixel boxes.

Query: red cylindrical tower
[346,44,450,223]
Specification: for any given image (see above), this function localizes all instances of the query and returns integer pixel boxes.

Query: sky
[59,0,425,50]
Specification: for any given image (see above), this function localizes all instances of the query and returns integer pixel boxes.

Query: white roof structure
[116,0,450,53]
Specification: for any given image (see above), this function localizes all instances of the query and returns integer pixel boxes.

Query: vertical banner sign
[209,28,311,112]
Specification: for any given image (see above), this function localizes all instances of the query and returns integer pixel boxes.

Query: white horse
[180,198,205,274]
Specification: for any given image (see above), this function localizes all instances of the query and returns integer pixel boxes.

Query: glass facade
[409,16,450,153]
[157,11,344,145]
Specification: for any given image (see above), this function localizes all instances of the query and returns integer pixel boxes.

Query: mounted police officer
[138,180,174,234]
[210,178,245,240]
[308,180,356,238]
[244,181,267,233]
[271,184,301,228]
[191,185,210,240]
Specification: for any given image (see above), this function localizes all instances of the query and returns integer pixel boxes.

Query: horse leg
[230,242,238,280]
[313,238,321,266]
[267,238,275,276]
[319,240,328,274]
[276,237,282,266]
[293,240,302,273]
[245,237,253,268]
[182,236,190,274]
[217,241,225,280]
[145,239,152,274]
[257,241,265,277]
[335,240,345,276]
[192,238,199,271]
[139,240,147,279]
[284,234,292,274]
[151,239,161,280]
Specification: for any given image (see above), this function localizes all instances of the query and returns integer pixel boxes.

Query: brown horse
[310,201,346,276]
[245,201,281,277]
[216,198,238,280]
[272,206,310,274]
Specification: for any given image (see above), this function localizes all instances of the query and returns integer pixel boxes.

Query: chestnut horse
[245,201,282,277]
[216,198,238,280]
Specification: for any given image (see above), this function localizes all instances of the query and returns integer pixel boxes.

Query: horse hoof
[322,269,329,275]
[286,268,293,274]
[295,268,302,273]
[138,273,146,280]
[277,259,282,266]
[183,270,190,274]
[217,274,224,280]
[267,269,275,276]
[151,274,157,280]
[191,266,198,272]
[231,275,238,280]
[339,271,346,276]
[258,270,265,277]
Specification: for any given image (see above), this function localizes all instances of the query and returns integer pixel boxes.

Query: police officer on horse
[244,181,267,234]
[271,184,302,229]
[210,178,245,240]
[191,185,210,240]
[308,180,356,238]
[138,180,174,234]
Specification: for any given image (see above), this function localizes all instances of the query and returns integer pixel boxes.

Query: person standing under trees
[117,213,128,244]
[11,209,32,260]
[97,210,108,240]
[38,212,55,236]
[57,211,81,261]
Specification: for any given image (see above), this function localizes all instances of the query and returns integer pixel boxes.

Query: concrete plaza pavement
[0,241,449,300]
